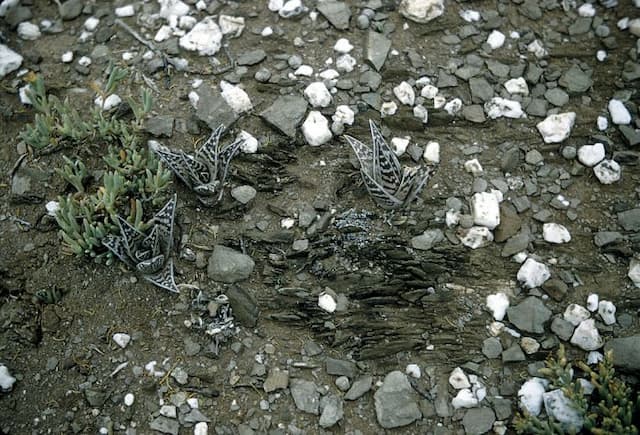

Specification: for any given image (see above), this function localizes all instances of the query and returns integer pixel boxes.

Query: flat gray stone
[559,65,593,94]
[619,125,640,146]
[411,229,444,250]
[501,231,528,257]
[237,49,266,66]
[604,335,640,371]
[437,70,458,88]
[0,44,23,79]
[290,379,320,414]
[462,407,496,435]
[486,60,510,77]
[507,296,552,334]
[326,357,357,378]
[317,1,351,30]
[207,245,255,283]
[195,86,238,131]
[482,337,503,359]
[568,17,592,35]
[59,0,83,20]
[260,95,307,138]
[593,231,623,247]
[345,375,373,400]
[502,344,526,362]
[618,208,640,231]
[544,88,569,107]
[145,115,174,137]
[231,185,257,204]
[5,6,32,28]
[520,0,542,20]
[149,416,179,435]
[226,285,259,327]
[463,105,486,123]
[551,317,575,341]
[526,98,548,117]
[374,371,422,429]
[319,394,344,428]
[366,31,391,71]
[263,367,289,393]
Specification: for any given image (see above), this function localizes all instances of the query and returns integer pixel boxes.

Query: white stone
[518,378,547,416]
[159,0,189,19]
[423,141,440,164]
[399,0,445,23]
[61,51,73,63]
[188,91,199,108]
[459,226,493,249]
[578,143,605,167]
[597,300,616,325]
[19,84,32,105]
[543,223,571,244]
[115,5,135,17]
[238,130,258,154]
[78,56,92,67]
[504,77,529,96]
[472,192,500,229]
[521,337,540,354]
[304,82,331,108]
[279,0,306,18]
[629,258,640,287]
[154,25,173,42]
[443,98,461,115]
[394,81,415,106]
[517,258,550,289]
[84,17,100,31]
[459,9,480,22]
[390,137,410,156]
[17,22,40,40]
[630,18,640,37]
[318,292,336,313]
[179,17,222,56]
[536,112,576,143]
[380,101,398,117]
[596,50,607,62]
[219,15,244,37]
[513,252,528,264]
[194,422,208,435]
[302,111,332,146]
[319,69,339,80]
[332,105,354,126]
[0,0,19,17]
[586,294,599,312]
[587,351,604,365]
[160,404,177,418]
[124,393,135,406]
[486,293,509,321]
[336,54,356,73]
[220,81,252,114]
[484,97,525,119]
[268,0,284,12]
[122,52,134,62]
[0,365,16,392]
[528,39,548,58]
[281,217,295,229]
[487,30,505,49]
[449,367,471,389]
[413,105,429,123]
[597,116,608,131]
[464,158,483,175]
[608,99,631,125]
[452,388,478,409]
[187,397,199,408]
[261,26,273,36]
[446,210,460,227]
[95,94,122,111]
[570,319,603,351]
[334,38,353,54]
[543,389,584,430]
[45,200,60,217]
[420,84,438,99]
[113,333,131,348]
[294,65,313,76]
[594,160,621,185]
[433,94,446,109]
[577,3,595,17]
[406,364,421,379]
[563,304,590,326]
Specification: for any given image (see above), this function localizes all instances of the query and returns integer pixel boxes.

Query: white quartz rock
[471,192,500,229]
[17,22,41,40]
[486,292,509,321]
[219,15,244,37]
[332,105,354,126]
[536,112,576,143]
[570,319,603,351]
[304,82,332,108]
[423,141,439,164]
[399,0,445,23]
[594,159,621,184]
[390,137,410,156]
[449,367,471,389]
[577,143,605,167]
[608,99,631,125]
[518,378,548,416]
[484,97,524,119]
[504,77,528,95]
[451,388,478,409]
[220,81,252,114]
[629,258,640,288]
[543,389,584,431]
[113,333,131,348]
[517,258,550,289]
[0,365,16,392]
[459,226,493,249]
[563,304,590,326]
[597,300,616,325]
[302,111,332,146]
[406,364,421,379]
[487,30,505,49]
[179,17,222,56]
[334,38,353,53]
[95,94,122,110]
[586,294,599,312]
[393,81,415,106]
[318,292,337,313]
[543,223,571,244]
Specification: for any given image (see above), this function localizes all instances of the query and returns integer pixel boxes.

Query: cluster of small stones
[2,0,640,434]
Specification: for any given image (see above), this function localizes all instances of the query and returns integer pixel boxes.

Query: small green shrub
[514,345,640,434]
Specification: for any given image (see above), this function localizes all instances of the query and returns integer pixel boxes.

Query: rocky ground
[1,0,640,434]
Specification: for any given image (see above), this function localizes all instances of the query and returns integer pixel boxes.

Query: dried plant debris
[189,291,236,355]
[149,125,245,206]
[344,120,435,210]
[102,194,179,293]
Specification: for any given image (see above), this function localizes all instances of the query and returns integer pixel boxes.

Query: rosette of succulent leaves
[189,292,236,355]
[102,194,179,293]
[344,120,435,210]
[149,125,245,206]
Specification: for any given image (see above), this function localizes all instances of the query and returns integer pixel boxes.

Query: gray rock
[501,232,529,257]
[290,379,320,414]
[462,105,486,123]
[260,95,307,138]
[526,98,548,117]
[145,115,174,137]
[226,285,259,327]
[84,388,107,407]
[619,125,640,146]
[559,65,593,94]
[568,17,592,35]
[317,1,351,30]
[254,67,271,83]
[335,376,350,391]
[366,31,391,71]
[11,159,48,203]
[507,297,552,334]
[374,371,422,429]
[184,337,201,356]
[462,407,495,435]
[264,368,289,392]
[437,70,458,88]
[411,229,444,250]
[593,231,623,247]
[542,279,568,301]
[526,63,544,83]
[59,0,83,20]
[359,70,382,90]
[482,337,503,359]
[520,0,542,20]
[491,397,513,420]
[345,375,373,400]
[502,344,526,362]
[618,208,640,231]
[183,408,211,423]
[604,335,640,371]
[149,416,179,435]
[544,88,569,107]
[195,86,238,131]
[325,357,357,378]
[231,185,257,204]
[237,49,266,66]
[5,6,32,28]
[487,59,510,78]
[319,394,344,428]
[207,245,255,283]
[622,61,640,82]
[550,317,575,341]
[525,149,544,165]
